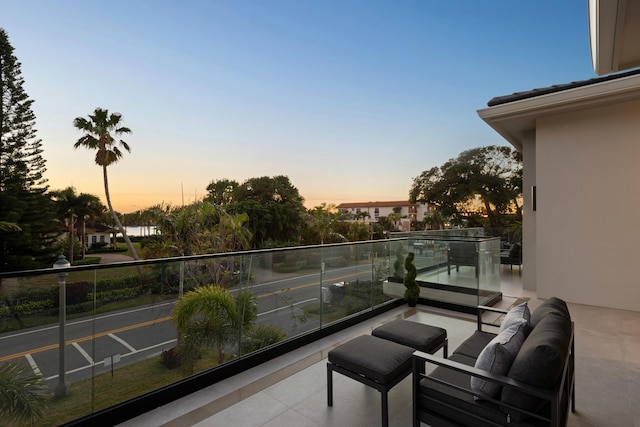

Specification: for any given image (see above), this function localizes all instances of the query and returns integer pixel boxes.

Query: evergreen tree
[0,28,58,272]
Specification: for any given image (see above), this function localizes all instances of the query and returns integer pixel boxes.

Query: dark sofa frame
[412,305,575,427]
[447,241,479,277]
[500,242,522,273]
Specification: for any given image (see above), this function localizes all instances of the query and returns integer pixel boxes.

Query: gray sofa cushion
[530,297,570,329]
[328,335,414,385]
[452,330,496,359]
[471,323,527,398]
[501,312,572,420]
[500,302,531,333]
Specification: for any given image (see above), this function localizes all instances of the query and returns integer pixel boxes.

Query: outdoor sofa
[447,241,479,277]
[501,242,523,272]
[412,297,575,427]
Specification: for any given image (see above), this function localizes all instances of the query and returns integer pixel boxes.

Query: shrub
[403,252,419,306]
[65,281,91,306]
[94,275,143,291]
[240,325,287,355]
[160,347,181,369]
[0,300,54,317]
[95,287,143,303]
[73,257,101,266]
[341,295,368,315]
[273,260,306,273]
[65,301,99,314]
[10,287,56,304]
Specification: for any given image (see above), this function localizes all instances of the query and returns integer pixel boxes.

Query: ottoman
[327,335,414,427]
[372,319,448,357]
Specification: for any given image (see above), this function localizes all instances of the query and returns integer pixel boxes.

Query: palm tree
[0,361,45,425]
[146,202,224,257]
[51,187,106,262]
[172,285,257,372]
[73,108,139,260]
[308,203,345,244]
[213,212,252,252]
[0,221,21,232]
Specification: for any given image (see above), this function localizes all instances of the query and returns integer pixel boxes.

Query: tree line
[0,25,523,424]
[1,24,523,275]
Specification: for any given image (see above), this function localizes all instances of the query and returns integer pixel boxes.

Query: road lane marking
[109,333,137,353]
[0,316,172,363]
[255,271,362,298]
[25,354,42,377]
[73,342,94,365]
[44,339,177,381]
[258,298,317,317]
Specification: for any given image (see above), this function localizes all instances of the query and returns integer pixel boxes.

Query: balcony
[0,239,637,426]
[118,269,640,427]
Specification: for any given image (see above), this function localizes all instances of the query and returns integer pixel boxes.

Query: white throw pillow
[499,302,530,333]
[471,323,526,399]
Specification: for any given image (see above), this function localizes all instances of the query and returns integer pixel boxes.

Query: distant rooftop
[487,67,640,107]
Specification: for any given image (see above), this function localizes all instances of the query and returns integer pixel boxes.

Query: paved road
[93,252,134,263]
[0,263,377,390]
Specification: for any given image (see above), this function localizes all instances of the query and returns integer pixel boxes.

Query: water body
[119,225,160,237]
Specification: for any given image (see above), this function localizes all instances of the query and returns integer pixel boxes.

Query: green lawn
[38,349,223,426]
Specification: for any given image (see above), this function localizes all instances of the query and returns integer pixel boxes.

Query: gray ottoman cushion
[328,335,414,385]
[372,319,447,353]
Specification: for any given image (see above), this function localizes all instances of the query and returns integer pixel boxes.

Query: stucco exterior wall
[536,100,640,311]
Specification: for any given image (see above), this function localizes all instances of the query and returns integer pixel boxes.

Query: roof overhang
[590,0,640,75]
[477,72,640,150]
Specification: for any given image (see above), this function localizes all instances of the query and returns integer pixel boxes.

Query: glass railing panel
[319,244,364,324]
[370,240,393,307]
[81,263,178,420]
[5,236,499,426]
[396,236,501,308]
[388,239,409,281]
[477,237,501,305]
[245,247,322,347]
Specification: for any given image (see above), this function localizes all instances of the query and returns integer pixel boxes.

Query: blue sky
[3,1,594,213]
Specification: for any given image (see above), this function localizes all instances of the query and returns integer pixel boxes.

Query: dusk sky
[4,1,594,213]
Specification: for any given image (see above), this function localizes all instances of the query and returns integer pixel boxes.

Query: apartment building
[336,200,430,231]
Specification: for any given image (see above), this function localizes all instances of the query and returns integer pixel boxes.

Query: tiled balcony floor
[120,268,640,427]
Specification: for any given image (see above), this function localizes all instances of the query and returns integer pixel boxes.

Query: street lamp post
[53,254,71,397]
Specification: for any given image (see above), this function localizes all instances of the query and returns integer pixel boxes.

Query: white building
[336,201,430,231]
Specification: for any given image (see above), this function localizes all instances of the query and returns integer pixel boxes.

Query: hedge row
[1,272,156,319]
[0,299,55,317]
[272,255,351,273]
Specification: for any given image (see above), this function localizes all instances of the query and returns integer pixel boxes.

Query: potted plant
[403,251,419,307]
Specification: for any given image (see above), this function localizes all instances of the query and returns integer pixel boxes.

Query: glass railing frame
[0,235,500,426]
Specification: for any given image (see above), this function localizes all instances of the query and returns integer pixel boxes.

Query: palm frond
[0,362,46,424]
